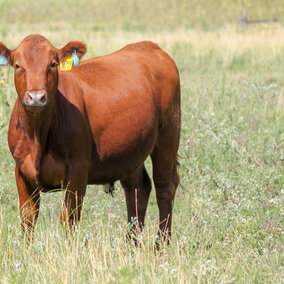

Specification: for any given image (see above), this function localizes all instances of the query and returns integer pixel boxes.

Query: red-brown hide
[1,35,180,242]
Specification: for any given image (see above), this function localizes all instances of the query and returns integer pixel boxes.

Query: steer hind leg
[151,152,179,245]
[151,112,180,245]
[120,164,152,243]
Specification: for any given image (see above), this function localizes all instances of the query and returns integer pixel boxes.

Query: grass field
[0,0,283,283]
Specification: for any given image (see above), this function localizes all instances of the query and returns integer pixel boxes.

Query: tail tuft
[103,182,116,197]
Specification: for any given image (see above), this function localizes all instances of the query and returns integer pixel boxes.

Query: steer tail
[103,182,116,197]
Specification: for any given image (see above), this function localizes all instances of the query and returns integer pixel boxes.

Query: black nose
[23,90,48,107]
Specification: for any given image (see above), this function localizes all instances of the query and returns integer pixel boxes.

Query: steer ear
[58,41,87,60]
[0,42,13,65]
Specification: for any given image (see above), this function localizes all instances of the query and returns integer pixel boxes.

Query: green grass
[0,1,283,283]
[0,0,284,31]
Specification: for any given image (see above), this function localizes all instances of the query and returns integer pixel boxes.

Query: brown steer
[0,35,180,243]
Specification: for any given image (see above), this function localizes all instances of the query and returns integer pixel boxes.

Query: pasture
[0,0,283,283]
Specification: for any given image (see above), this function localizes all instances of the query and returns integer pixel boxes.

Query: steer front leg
[60,166,88,234]
[15,166,40,241]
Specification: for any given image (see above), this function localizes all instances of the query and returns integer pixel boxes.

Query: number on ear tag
[60,54,73,71]
[0,55,8,66]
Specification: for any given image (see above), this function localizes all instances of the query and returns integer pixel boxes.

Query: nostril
[27,93,33,102]
[40,95,47,104]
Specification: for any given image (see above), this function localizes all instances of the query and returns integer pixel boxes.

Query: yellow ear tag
[60,54,73,71]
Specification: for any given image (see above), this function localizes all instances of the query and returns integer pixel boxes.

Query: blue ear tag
[71,50,79,66]
[0,55,8,66]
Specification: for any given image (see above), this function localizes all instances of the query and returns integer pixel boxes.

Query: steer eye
[14,64,20,70]
[47,62,58,74]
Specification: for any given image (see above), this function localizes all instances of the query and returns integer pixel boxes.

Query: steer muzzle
[22,90,48,112]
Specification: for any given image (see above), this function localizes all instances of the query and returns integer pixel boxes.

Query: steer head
[0,35,86,115]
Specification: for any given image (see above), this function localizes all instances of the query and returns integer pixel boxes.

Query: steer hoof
[154,232,171,251]
[125,232,141,248]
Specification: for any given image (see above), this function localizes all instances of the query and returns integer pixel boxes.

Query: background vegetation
[0,0,283,283]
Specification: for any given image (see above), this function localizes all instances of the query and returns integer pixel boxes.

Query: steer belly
[87,106,159,183]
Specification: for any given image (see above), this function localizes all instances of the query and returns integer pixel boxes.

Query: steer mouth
[22,90,49,114]
[23,103,48,114]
